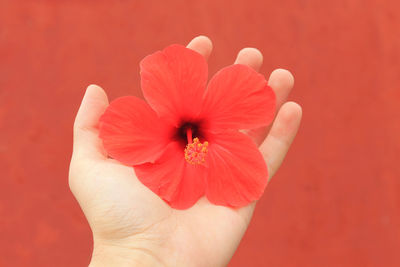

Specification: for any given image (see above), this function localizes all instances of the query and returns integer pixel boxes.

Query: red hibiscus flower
[99,44,276,209]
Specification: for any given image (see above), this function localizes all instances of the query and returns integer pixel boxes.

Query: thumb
[73,84,109,159]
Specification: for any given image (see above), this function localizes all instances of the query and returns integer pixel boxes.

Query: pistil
[184,128,208,165]
[186,128,193,144]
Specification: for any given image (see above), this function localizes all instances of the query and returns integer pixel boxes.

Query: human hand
[69,36,302,267]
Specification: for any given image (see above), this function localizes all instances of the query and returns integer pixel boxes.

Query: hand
[69,36,302,267]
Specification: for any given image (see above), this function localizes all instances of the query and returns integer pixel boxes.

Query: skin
[69,36,302,267]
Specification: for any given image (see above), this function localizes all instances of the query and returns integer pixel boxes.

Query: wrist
[89,239,164,267]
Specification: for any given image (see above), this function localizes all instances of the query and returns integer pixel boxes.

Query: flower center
[184,128,208,165]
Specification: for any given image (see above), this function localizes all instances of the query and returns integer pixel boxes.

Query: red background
[1,0,400,266]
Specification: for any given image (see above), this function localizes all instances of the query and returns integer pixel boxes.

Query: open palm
[69,36,302,267]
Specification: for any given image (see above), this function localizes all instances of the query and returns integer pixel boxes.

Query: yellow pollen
[184,138,208,165]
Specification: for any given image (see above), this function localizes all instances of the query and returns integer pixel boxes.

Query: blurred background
[1,0,399,266]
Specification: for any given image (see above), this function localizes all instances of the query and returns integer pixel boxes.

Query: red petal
[201,64,276,130]
[205,130,268,207]
[140,44,208,126]
[99,96,172,165]
[134,142,207,209]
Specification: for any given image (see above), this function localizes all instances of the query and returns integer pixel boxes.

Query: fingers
[187,35,213,60]
[240,102,301,221]
[268,69,294,110]
[215,44,301,182]
[234,47,263,71]
[247,69,295,145]
[73,84,109,159]
[259,101,302,179]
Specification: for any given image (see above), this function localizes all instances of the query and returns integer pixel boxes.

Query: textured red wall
[1,0,400,266]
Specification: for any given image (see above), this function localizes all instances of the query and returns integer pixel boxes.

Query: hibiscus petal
[201,64,276,130]
[205,130,269,207]
[99,96,172,165]
[134,141,207,209]
[140,44,208,126]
